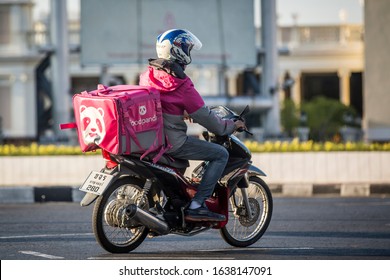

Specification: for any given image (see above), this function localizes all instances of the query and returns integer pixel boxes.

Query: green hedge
[245,139,390,153]
[1,140,390,156]
[0,143,100,156]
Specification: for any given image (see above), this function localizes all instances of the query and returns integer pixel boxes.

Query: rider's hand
[234,120,247,132]
[183,110,193,123]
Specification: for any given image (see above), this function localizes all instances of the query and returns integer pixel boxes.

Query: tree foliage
[301,97,357,141]
[281,99,300,137]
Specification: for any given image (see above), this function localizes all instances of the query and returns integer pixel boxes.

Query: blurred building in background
[363,0,390,142]
[278,24,363,114]
[0,0,40,142]
[0,0,387,143]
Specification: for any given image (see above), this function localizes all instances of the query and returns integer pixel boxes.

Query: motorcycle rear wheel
[220,176,273,247]
[92,177,150,253]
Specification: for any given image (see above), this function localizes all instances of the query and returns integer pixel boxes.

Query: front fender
[248,164,267,177]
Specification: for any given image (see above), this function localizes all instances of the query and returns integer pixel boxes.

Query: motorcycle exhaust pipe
[125,204,170,235]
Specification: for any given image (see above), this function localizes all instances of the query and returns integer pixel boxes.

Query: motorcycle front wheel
[220,176,273,247]
[92,177,150,253]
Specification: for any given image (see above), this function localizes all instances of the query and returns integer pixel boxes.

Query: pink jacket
[139,59,235,152]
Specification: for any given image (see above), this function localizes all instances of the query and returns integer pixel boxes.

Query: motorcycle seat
[137,153,190,170]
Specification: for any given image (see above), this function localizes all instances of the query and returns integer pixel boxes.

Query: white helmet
[156,29,202,65]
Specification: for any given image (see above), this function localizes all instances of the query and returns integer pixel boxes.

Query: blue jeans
[168,136,229,205]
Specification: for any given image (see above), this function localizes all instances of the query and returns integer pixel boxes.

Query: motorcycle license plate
[79,171,114,195]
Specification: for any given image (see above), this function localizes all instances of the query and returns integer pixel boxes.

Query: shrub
[244,139,390,153]
[0,141,389,156]
[0,143,100,156]
[301,96,358,141]
[281,99,300,137]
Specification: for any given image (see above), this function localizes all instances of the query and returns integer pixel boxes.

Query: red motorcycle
[79,105,273,253]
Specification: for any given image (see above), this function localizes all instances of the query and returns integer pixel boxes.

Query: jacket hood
[139,59,188,93]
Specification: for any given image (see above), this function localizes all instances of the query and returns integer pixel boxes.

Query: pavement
[0,183,389,203]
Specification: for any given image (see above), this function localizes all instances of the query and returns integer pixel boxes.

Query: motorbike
[79,105,273,253]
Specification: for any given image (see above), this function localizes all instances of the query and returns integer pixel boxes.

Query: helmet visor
[184,29,202,51]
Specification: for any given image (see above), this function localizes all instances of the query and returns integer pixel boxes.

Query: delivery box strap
[95,84,157,96]
[59,122,77,130]
[142,135,172,164]
[123,117,167,163]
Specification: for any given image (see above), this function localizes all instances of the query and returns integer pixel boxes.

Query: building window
[350,72,363,117]
[301,73,340,101]
[0,6,11,44]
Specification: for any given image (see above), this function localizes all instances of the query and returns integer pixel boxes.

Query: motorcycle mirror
[239,105,250,118]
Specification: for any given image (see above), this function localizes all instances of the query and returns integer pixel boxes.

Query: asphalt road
[1,197,390,260]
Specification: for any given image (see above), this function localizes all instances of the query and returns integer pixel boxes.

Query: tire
[220,176,273,247]
[92,177,150,253]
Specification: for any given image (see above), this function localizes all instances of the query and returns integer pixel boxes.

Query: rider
[139,29,246,222]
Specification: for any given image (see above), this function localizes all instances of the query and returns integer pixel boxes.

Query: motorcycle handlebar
[236,127,253,136]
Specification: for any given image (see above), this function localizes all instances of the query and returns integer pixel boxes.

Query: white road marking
[19,251,64,259]
[337,201,390,206]
[199,247,314,252]
[88,256,235,260]
[0,233,93,239]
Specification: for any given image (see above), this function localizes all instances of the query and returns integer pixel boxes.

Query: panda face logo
[139,105,147,116]
[79,105,106,145]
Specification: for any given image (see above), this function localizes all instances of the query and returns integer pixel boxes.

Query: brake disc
[238,198,260,227]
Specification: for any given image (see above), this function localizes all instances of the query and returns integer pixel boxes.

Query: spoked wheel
[220,176,273,247]
[92,177,150,253]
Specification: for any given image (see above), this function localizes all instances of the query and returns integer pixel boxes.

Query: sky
[33,0,364,25]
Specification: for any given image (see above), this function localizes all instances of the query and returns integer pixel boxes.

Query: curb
[269,183,390,197]
[0,186,84,204]
[0,184,390,203]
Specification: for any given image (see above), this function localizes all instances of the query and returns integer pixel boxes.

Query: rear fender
[80,165,140,207]
[80,192,99,207]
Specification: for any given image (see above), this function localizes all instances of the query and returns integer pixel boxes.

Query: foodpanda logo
[129,104,157,126]
[79,105,106,145]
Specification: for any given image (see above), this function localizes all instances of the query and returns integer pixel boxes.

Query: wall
[0,152,389,197]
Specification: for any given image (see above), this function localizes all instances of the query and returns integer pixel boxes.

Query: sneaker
[184,206,226,222]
